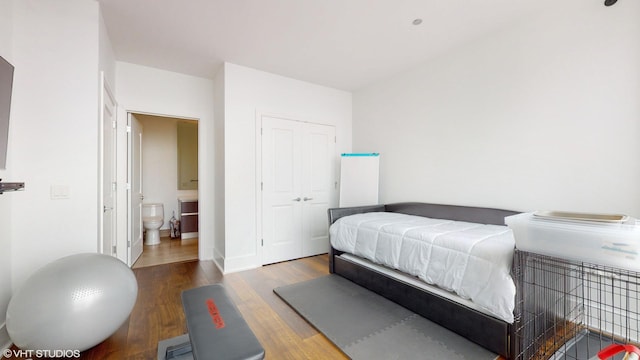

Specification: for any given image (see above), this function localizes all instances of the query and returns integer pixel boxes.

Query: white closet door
[261,116,336,264]
[301,123,335,257]
[262,117,303,264]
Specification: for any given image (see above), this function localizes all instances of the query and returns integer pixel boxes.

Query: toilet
[142,203,164,245]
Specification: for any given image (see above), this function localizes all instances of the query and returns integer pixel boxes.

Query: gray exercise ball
[6,253,138,352]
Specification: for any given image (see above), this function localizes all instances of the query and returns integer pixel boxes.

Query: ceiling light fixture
[412,18,423,25]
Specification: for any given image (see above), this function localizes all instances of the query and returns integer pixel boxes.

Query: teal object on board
[341,153,379,157]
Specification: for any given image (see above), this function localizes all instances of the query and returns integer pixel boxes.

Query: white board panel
[339,153,379,207]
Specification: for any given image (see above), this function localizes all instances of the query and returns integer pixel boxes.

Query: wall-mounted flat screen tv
[0,55,13,170]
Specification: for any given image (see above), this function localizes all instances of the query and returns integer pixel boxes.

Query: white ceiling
[98,0,553,91]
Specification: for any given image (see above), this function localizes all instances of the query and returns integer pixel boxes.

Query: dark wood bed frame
[328,202,520,359]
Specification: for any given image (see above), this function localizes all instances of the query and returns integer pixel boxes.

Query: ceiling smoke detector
[604,0,617,6]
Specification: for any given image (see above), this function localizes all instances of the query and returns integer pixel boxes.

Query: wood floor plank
[132,236,198,269]
[239,263,324,339]
[87,255,343,359]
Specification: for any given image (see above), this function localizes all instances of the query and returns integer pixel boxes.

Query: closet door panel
[261,117,302,264]
[302,123,336,257]
[261,116,336,263]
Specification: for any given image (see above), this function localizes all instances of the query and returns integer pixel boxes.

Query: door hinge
[112,182,117,192]
[261,128,263,135]
[112,245,117,254]
[126,183,131,191]
[335,136,337,143]
[261,182,263,191]
[112,120,117,129]
[126,125,131,133]
[127,240,131,247]
[261,239,264,246]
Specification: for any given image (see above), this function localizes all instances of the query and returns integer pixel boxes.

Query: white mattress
[330,212,516,323]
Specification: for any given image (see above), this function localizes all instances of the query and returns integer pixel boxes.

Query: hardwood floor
[132,236,198,269]
[6,255,347,359]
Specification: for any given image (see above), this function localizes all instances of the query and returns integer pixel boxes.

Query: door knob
[303,197,313,201]
[292,197,301,202]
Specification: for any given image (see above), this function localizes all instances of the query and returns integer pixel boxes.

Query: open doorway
[129,113,199,268]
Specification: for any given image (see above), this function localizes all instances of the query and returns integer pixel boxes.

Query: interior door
[101,75,117,256]
[301,123,336,257]
[261,116,337,264]
[128,114,144,266]
[261,116,303,264]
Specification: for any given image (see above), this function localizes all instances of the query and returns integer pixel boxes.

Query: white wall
[115,62,215,259]
[135,113,198,229]
[98,8,116,89]
[222,62,352,272]
[0,0,13,350]
[353,0,640,217]
[10,0,101,288]
[0,0,115,349]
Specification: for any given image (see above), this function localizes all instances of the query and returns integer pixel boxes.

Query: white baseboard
[180,232,198,240]
[222,254,260,274]
[585,299,639,343]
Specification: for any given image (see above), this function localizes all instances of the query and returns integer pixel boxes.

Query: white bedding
[329,212,516,323]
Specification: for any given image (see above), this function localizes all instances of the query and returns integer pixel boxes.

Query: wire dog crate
[513,250,640,360]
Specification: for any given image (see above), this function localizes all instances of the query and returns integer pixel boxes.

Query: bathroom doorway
[130,113,199,268]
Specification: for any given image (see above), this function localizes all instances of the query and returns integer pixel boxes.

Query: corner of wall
[212,248,225,274]
[213,62,226,265]
[0,322,11,355]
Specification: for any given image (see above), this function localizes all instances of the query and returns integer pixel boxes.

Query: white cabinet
[260,116,336,264]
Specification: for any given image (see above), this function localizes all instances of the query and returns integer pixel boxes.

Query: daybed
[328,202,520,359]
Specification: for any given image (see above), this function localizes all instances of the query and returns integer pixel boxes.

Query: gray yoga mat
[274,275,498,360]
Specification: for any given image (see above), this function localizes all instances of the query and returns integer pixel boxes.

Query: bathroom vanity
[178,198,198,240]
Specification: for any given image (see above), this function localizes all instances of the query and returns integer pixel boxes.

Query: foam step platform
[158,284,265,360]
